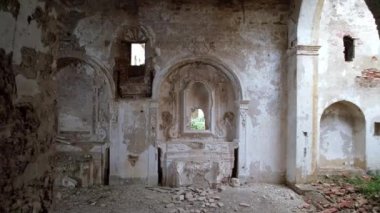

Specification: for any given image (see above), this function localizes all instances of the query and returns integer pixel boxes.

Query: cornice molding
[296,45,321,56]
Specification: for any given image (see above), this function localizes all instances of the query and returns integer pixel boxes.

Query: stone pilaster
[147,101,159,185]
[287,45,320,184]
[238,100,249,179]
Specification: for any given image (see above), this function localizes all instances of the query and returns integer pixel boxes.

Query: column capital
[149,100,159,108]
[296,45,321,56]
[239,100,250,108]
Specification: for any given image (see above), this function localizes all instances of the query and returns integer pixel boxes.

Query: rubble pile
[148,186,233,213]
[301,176,380,213]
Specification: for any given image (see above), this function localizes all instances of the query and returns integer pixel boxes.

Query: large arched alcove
[156,61,242,187]
[53,56,112,187]
[318,101,366,172]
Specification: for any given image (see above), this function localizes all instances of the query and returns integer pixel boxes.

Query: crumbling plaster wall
[318,0,380,172]
[110,100,156,183]
[67,0,290,184]
[54,58,111,187]
[0,0,57,211]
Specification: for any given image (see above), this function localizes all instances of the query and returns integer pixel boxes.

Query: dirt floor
[51,183,311,213]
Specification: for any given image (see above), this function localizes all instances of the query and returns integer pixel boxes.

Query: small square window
[375,122,380,136]
[131,43,145,66]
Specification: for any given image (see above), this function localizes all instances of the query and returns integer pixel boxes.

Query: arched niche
[157,61,240,187]
[55,57,111,143]
[159,62,238,141]
[319,101,366,171]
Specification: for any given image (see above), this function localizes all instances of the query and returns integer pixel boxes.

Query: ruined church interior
[1,0,380,212]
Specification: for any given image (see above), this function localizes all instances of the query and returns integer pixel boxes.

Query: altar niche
[157,62,240,187]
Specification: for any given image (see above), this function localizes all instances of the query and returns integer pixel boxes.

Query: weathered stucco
[319,101,366,170]
[318,0,380,173]
[2,0,380,210]
[63,0,290,184]
[1,1,56,211]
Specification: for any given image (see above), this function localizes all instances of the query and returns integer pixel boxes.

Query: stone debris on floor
[299,176,380,213]
[147,186,226,212]
[51,183,309,213]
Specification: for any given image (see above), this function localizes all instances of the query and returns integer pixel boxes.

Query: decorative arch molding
[112,24,156,47]
[296,0,326,45]
[56,51,116,99]
[152,56,245,101]
[319,99,366,121]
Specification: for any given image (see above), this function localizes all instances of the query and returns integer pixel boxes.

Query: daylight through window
[131,43,146,66]
[191,108,206,131]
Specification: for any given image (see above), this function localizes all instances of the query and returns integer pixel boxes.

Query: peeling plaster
[0,12,16,54]
[13,0,47,64]
[15,74,40,97]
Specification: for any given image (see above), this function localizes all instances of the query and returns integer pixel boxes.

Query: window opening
[344,36,355,62]
[375,122,380,136]
[231,148,238,178]
[190,108,206,130]
[131,43,145,66]
[158,148,163,185]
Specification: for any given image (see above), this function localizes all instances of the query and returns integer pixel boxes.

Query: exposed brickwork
[356,68,380,88]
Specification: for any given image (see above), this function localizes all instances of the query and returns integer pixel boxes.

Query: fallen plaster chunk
[62,176,78,188]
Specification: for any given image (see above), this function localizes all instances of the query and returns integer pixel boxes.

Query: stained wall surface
[103,0,289,183]
[318,0,380,172]
[0,1,56,211]
[2,1,380,211]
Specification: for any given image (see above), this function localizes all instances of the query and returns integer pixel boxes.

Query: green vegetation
[347,175,380,198]
[191,117,205,130]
